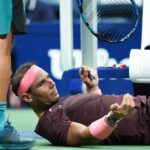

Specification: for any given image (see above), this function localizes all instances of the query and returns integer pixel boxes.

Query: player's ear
[21,93,33,103]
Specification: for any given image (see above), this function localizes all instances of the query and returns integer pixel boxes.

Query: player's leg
[0,28,13,132]
[0,0,35,149]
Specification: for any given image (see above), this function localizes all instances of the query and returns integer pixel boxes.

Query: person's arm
[79,66,102,94]
[67,121,99,146]
[67,93,135,146]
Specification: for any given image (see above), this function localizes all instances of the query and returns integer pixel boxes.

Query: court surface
[3,108,150,150]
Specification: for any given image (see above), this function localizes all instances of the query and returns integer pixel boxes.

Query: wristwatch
[107,112,122,126]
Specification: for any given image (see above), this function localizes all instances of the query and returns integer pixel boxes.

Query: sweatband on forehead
[18,65,42,96]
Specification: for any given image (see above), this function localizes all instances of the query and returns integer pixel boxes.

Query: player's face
[30,69,60,105]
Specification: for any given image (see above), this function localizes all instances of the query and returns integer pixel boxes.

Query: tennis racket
[76,0,139,43]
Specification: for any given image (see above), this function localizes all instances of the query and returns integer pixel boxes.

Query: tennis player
[0,0,35,149]
[11,63,150,146]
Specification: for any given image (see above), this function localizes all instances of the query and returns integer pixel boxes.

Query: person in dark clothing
[25,0,58,24]
[0,1,35,149]
[11,62,144,146]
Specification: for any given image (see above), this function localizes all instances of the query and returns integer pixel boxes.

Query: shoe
[0,120,36,150]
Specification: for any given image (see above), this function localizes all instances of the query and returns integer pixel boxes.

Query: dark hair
[11,62,34,96]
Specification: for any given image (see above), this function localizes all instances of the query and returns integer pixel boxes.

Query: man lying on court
[11,62,150,146]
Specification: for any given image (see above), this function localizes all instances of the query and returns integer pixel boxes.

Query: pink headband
[18,65,42,96]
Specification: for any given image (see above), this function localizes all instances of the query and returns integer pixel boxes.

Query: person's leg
[0,31,13,102]
[0,0,36,149]
[0,29,13,132]
[0,27,35,150]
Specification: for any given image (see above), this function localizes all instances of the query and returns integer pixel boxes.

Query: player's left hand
[79,66,99,90]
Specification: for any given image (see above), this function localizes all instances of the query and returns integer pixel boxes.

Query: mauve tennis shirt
[35,93,150,145]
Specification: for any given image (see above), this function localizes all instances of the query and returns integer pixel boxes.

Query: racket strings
[82,0,138,42]
[97,1,122,41]
[97,0,117,39]
[83,0,98,30]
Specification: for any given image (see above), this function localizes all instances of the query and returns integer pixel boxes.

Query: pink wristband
[89,116,116,140]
